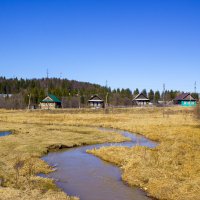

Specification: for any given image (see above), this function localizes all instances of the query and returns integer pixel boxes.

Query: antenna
[47,68,49,79]
[162,83,166,118]
[194,81,197,93]
[106,80,108,88]
[46,69,49,96]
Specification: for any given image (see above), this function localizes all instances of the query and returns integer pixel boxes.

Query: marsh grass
[0,110,129,200]
[0,107,199,200]
[86,107,200,200]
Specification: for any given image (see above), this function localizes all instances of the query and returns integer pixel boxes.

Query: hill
[0,77,184,109]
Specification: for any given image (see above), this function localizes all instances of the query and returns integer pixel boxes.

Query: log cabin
[88,95,104,108]
[132,93,150,106]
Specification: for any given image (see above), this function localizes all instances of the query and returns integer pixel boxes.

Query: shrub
[194,103,200,119]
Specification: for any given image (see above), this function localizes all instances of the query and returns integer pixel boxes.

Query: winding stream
[42,128,157,200]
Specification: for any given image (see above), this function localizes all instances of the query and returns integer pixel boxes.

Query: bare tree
[0,94,26,109]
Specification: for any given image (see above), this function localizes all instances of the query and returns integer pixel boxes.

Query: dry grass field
[0,109,129,200]
[0,107,199,200]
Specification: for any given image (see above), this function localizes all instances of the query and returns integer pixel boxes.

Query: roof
[41,94,61,103]
[133,93,149,101]
[88,94,104,102]
[174,93,196,101]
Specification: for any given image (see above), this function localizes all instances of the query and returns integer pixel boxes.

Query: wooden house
[88,95,104,108]
[173,93,196,107]
[132,93,150,106]
[40,94,61,109]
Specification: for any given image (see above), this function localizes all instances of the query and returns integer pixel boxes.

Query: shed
[40,94,62,109]
[88,95,104,108]
[173,93,196,107]
[132,93,150,106]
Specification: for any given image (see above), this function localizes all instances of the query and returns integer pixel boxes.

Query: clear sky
[0,0,200,92]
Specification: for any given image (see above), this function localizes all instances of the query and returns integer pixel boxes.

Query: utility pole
[105,80,108,108]
[104,92,109,114]
[27,94,31,110]
[163,83,165,118]
[163,83,165,104]
[46,69,49,110]
[78,90,81,109]
[105,80,109,113]
[105,92,109,107]
[68,92,71,108]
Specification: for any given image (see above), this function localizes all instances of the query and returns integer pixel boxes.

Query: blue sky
[0,0,200,92]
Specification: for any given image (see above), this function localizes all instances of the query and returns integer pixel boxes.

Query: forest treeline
[0,77,198,109]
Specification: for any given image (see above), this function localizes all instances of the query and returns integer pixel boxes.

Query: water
[42,128,157,200]
[0,131,11,137]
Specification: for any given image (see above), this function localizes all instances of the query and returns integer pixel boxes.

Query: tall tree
[155,91,161,102]
[148,89,154,102]
[133,88,139,96]
[142,89,147,97]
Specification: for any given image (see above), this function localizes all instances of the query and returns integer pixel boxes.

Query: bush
[194,104,200,119]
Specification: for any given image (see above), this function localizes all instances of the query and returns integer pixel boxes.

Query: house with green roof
[40,94,62,109]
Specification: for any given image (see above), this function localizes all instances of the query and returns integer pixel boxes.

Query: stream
[42,128,157,200]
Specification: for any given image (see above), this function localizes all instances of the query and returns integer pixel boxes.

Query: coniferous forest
[0,77,197,109]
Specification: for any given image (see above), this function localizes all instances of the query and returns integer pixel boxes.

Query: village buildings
[40,94,62,109]
[38,91,198,109]
[173,93,197,107]
[132,93,150,106]
[88,95,105,108]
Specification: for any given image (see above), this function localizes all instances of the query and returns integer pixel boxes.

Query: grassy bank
[0,109,129,200]
[0,107,199,200]
[87,108,200,200]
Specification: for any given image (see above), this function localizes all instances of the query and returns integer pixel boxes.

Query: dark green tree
[155,91,161,102]
[142,89,147,97]
[133,88,139,96]
[148,89,154,102]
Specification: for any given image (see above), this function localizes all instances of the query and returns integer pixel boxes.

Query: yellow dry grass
[87,108,200,200]
[0,109,129,200]
[0,107,199,200]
